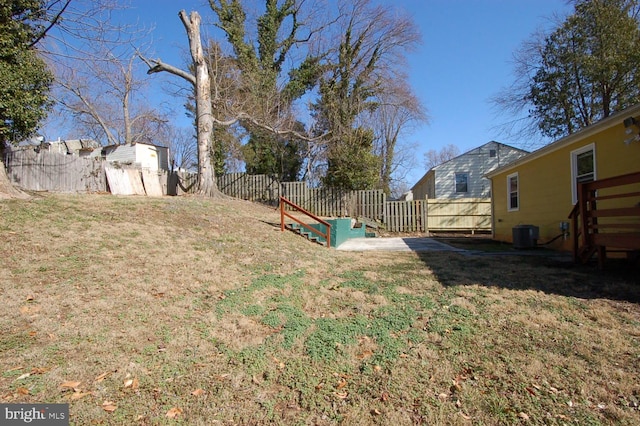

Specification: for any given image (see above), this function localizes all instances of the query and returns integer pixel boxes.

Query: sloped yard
[1,194,639,425]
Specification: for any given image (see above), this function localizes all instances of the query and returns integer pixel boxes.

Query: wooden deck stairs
[569,171,640,268]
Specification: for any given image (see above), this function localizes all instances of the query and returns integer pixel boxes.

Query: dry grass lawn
[1,193,639,425]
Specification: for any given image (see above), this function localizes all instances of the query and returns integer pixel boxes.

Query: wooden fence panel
[5,150,106,193]
[426,198,491,232]
[281,182,307,209]
[218,173,280,203]
[160,170,197,196]
[384,200,427,232]
[353,190,386,221]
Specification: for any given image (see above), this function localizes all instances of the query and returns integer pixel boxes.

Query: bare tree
[162,126,197,172]
[424,144,460,170]
[367,75,428,194]
[312,0,422,190]
[52,51,168,146]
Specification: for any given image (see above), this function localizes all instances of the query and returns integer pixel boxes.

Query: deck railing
[569,171,640,267]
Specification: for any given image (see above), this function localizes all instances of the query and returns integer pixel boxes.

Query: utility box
[512,225,539,249]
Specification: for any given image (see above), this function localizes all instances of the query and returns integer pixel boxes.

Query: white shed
[102,142,169,171]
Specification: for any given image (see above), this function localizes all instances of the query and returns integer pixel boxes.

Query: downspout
[490,178,495,240]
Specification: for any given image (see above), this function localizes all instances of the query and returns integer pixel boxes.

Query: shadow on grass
[413,249,640,303]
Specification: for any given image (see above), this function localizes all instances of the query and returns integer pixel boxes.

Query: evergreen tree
[242,126,303,181]
[0,0,52,146]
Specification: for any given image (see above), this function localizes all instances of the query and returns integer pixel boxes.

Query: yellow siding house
[486,103,640,252]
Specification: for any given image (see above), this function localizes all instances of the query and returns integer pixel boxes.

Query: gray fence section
[5,149,106,192]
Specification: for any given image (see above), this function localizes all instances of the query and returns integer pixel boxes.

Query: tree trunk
[180,10,219,197]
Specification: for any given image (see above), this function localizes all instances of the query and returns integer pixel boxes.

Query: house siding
[414,141,528,199]
[490,110,640,251]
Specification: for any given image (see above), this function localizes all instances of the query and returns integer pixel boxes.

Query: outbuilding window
[455,173,468,193]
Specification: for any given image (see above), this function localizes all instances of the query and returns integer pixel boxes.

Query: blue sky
[117,0,573,184]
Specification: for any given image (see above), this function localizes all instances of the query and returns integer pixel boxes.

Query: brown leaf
[70,391,91,401]
[336,379,347,390]
[166,407,183,418]
[30,367,48,375]
[371,408,382,415]
[191,388,205,397]
[380,391,390,402]
[16,387,29,395]
[333,391,348,399]
[102,401,117,412]
[28,331,37,337]
[95,372,111,382]
[356,350,373,360]
[458,411,472,420]
[26,295,34,301]
[123,378,139,389]
[518,412,530,420]
[525,387,537,396]
[438,393,449,402]
[16,373,30,381]
[60,381,81,389]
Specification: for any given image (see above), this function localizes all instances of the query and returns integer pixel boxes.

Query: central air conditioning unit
[512,225,539,249]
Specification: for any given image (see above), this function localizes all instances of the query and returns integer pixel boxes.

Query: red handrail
[280,196,331,248]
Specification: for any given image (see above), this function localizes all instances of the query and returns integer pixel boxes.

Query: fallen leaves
[94,371,112,383]
[191,388,205,397]
[166,407,183,418]
[123,377,139,390]
[60,380,82,390]
[101,401,117,412]
[16,387,29,395]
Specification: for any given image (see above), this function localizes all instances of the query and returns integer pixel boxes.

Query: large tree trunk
[180,11,218,197]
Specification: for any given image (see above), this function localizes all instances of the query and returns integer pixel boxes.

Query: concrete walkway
[335,237,573,263]
[335,237,467,252]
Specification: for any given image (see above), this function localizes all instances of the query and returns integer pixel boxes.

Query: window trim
[455,172,469,193]
[570,143,596,205]
[507,172,519,212]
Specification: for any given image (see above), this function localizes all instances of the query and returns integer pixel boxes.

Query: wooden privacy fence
[216,173,387,219]
[424,198,492,233]
[385,200,427,232]
[5,149,197,196]
[3,157,491,233]
[5,149,106,192]
[216,173,491,233]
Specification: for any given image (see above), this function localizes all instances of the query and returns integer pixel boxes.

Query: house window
[489,149,497,158]
[455,173,468,193]
[571,144,596,204]
[507,172,519,211]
